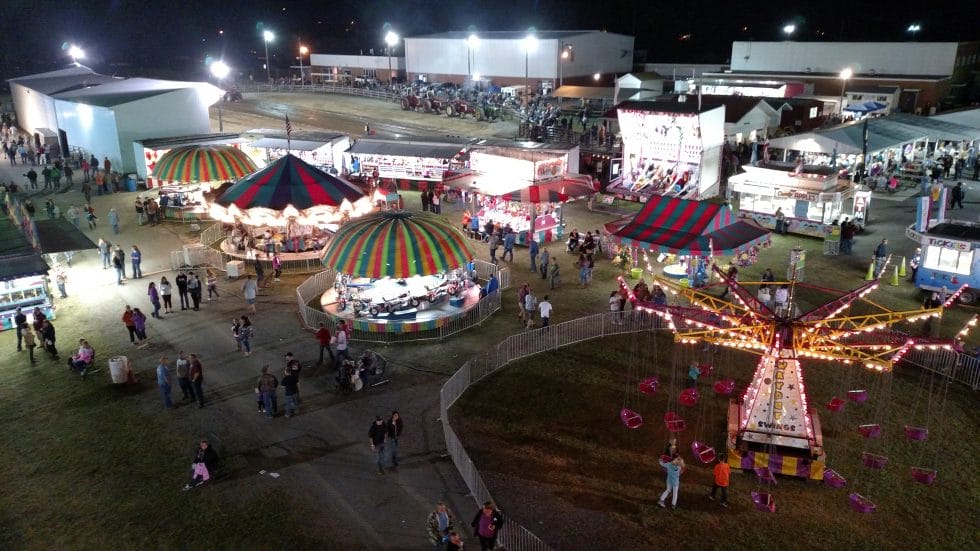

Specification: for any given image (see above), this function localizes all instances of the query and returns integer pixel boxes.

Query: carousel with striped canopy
[319,211,483,330]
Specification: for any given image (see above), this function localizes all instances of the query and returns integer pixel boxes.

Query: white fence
[294,265,503,345]
[901,346,980,390]
[237,83,397,101]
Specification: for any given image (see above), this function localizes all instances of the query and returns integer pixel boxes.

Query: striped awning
[497,174,597,203]
[604,195,770,256]
[321,211,474,278]
[153,144,258,183]
[216,154,364,210]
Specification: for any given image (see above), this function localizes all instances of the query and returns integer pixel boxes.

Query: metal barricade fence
[473,260,510,290]
[901,346,980,390]
[200,223,225,246]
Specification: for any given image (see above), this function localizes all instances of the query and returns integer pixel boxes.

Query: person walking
[368,416,388,474]
[314,322,335,365]
[502,231,515,262]
[427,501,456,551]
[85,204,98,230]
[40,319,59,359]
[122,305,138,345]
[539,248,550,280]
[282,366,300,418]
[23,326,38,364]
[471,502,504,551]
[239,316,254,356]
[189,353,205,408]
[107,208,120,234]
[175,351,194,402]
[657,456,685,509]
[271,253,282,281]
[549,257,561,289]
[951,181,966,209]
[156,356,175,409]
[488,232,499,263]
[54,268,68,299]
[609,290,622,324]
[874,238,888,277]
[206,270,219,300]
[132,308,148,348]
[175,271,190,310]
[182,439,218,490]
[231,317,243,352]
[160,276,174,313]
[909,247,922,282]
[256,365,279,418]
[529,238,539,273]
[334,319,351,368]
[523,287,537,328]
[539,294,553,329]
[386,411,404,468]
[709,456,730,507]
[147,281,162,319]
[241,274,258,314]
[98,238,111,269]
[14,307,28,352]
[112,247,126,285]
[66,205,80,230]
[517,283,529,324]
[254,258,266,288]
[188,272,203,310]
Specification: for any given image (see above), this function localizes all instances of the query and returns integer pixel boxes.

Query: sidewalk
[0,158,476,549]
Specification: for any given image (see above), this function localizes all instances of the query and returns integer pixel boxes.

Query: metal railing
[901,346,980,390]
[294,269,503,344]
[236,83,397,101]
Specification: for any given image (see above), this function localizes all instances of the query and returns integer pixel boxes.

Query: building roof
[846,85,901,94]
[408,30,627,40]
[612,99,724,115]
[931,107,980,129]
[699,95,776,123]
[136,133,246,149]
[554,85,614,100]
[707,70,949,81]
[926,222,980,242]
[7,65,120,95]
[53,78,219,108]
[763,97,825,111]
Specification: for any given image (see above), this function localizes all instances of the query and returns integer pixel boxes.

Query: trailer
[907,219,980,304]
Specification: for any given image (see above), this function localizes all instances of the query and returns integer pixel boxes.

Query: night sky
[1,0,977,82]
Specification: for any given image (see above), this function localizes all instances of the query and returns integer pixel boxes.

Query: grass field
[452,330,979,549]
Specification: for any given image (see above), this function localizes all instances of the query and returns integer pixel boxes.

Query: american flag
[284,114,293,143]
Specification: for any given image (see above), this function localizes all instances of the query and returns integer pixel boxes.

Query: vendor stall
[606,100,725,202]
[728,161,866,238]
[0,210,52,331]
[244,130,350,172]
[344,138,468,189]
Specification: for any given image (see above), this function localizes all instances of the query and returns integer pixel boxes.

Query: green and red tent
[321,211,474,279]
[497,174,598,203]
[604,195,770,256]
[153,144,257,183]
[216,154,364,210]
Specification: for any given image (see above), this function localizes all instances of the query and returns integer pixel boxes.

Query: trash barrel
[126,175,137,192]
[109,356,129,384]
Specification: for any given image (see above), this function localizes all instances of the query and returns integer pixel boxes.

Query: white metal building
[307,54,406,84]
[403,30,634,87]
[8,66,223,173]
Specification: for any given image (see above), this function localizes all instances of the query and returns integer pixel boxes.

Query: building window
[853,94,863,100]
[363,69,376,78]
[924,246,973,276]
[809,107,818,119]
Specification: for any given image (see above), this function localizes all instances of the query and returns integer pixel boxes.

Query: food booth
[728,161,870,238]
[343,138,469,190]
[607,100,725,202]
[243,130,351,173]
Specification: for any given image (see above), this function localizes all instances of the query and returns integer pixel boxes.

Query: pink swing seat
[823,468,847,488]
[664,412,686,433]
[751,491,776,512]
[848,389,868,403]
[826,397,846,412]
[910,467,938,485]
[861,452,888,469]
[713,378,736,396]
[903,426,929,441]
[619,408,643,429]
[857,424,882,438]
[849,492,877,513]
[755,466,778,485]
[638,376,660,395]
[697,363,714,377]
[691,441,717,464]
[679,387,700,407]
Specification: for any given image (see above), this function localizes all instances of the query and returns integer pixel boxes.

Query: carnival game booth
[320,211,483,335]
[605,195,770,285]
[210,154,371,272]
[243,129,350,173]
[0,210,52,331]
[728,161,869,238]
[343,138,469,191]
[442,146,594,246]
[144,144,260,223]
[606,100,725,202]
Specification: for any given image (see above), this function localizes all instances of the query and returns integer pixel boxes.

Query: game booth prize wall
[607,101,725,202]
[728,161,872,239]
[443,146,590,247]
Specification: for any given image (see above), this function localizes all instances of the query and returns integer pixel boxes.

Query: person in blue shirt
[131,245,143,279]
[658,456,685,509]
[469,214,480,239]
[156,356,174,409]
[529,238,539,273]
[486,274,499,295]
[502,231,516,262]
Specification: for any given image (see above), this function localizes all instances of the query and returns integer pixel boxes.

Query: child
[658,456,685,509]
[710,457,730,507]
[687,363,700,388]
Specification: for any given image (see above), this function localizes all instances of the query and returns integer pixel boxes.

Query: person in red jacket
[314,322,335,365]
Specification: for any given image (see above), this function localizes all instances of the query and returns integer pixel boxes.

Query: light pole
[299,45,308,85]
[385,30,399,85]
[68,45,85,64]
[838,67,852,116]
[522,33,538,104]
[907,23,922,40]
[783,24,796,39]
[466,33,479,80]
[558,43,572,88]
[263,30,274,83]
[210,60,230,131]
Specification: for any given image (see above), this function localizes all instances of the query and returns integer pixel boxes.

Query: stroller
[336,350,387,394]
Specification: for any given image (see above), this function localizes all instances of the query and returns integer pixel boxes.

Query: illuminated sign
[775,188,818,202]
[926,237,972,251]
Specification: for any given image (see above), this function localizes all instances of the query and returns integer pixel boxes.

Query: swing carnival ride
[618,259,964,510]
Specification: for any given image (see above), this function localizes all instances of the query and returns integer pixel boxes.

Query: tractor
[423,95,447,114]
[476,103,501,122]
[444,99,479,118]
[400,94,424,111]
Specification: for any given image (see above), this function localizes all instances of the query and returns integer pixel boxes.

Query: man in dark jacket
[175,271,190,310]
[386,411,404,468]
[368,416,388,474]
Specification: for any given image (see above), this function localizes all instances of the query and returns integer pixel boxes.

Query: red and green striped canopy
[153,145,257,183]
[321,211,475,278]
[604,195,770,256]
[216,154,364,210]
[497,174,597,203]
